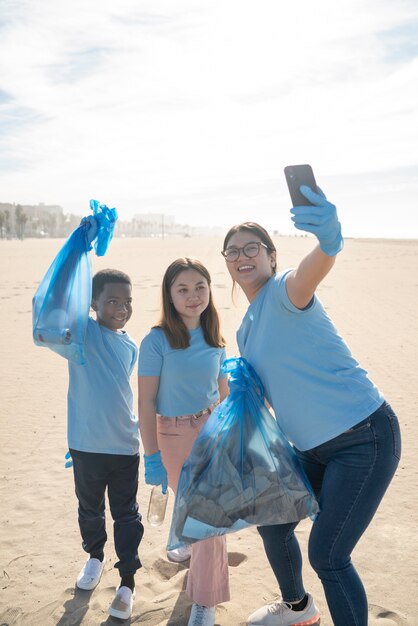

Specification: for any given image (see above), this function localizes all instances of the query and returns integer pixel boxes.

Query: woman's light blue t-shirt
[138,326,227,417]
[68,317,139,455]
[237,271,384,451]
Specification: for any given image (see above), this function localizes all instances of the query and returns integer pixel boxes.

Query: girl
[138,257,229,626]
[221,186,401,626]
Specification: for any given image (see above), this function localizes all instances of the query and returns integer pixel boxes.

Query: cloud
[0,0,417,237]
[380,21,418,64]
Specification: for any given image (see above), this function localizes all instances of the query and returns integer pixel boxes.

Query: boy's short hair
[92,269,132,299]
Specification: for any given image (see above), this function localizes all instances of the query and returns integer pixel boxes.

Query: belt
[175,400,219,421]
[192,406,212,420]
[157,400,220,422]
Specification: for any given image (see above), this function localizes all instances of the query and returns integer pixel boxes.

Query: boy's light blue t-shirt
[237,271,384,451]
[68,317,139,455]
[138,326,227,417]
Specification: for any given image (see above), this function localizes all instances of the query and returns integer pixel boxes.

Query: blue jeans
[70,449,144,576]
[258,401,401,626]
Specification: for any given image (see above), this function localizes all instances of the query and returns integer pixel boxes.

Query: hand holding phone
[284,164,343,256]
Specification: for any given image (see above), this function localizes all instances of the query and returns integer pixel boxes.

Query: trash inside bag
[168,357,319,549]
[32,200,118,364]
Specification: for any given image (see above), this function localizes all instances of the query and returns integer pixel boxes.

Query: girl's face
[170,269,210,329]
[224,230,276,301]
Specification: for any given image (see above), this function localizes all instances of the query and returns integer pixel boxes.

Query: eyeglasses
[221,241,269,263]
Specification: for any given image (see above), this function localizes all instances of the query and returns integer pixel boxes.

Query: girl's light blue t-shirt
[138,326,227,417]
[68,317,139,455]
[237,271,384,451]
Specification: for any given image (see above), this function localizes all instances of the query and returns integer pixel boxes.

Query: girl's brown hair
[154,257,226,350]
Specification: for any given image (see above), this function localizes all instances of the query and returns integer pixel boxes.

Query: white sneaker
[108,586,135,620]
[188,603,215,626]
[167,543,192,563]
[76,557,106,591]
[247,593,320,625]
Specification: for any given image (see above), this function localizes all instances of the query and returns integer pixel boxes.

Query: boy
[48,219,142,619]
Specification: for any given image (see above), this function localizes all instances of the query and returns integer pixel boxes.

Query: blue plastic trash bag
[32,200,118,365]
[167,357,319,549]
[89,199,117,257]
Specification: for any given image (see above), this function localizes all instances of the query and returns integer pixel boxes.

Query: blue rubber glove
[290,186,343,256]
[80,215,99,248]
[144,451,168,494]
[64,451,73,468]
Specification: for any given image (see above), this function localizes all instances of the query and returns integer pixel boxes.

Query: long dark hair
[154,257,226,350]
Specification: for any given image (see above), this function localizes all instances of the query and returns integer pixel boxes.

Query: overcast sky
[1,0,418,237]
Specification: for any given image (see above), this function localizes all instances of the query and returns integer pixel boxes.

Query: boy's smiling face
[91,282,133,331]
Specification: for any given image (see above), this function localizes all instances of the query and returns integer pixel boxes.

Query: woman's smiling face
[223,230,276,301]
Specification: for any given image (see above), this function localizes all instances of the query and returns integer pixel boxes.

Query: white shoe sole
[108,605,133,619]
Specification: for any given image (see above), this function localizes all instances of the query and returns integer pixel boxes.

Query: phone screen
[284,164,318,207]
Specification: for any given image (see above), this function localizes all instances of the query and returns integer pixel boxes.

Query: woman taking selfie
[221,184,401,626]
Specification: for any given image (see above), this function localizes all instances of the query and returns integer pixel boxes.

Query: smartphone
[284,164,318,207]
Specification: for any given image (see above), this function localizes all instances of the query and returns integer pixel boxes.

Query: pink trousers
[157,411,230,606]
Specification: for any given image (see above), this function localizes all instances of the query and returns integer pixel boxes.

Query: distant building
[0,202,224,239]
[0,202,79,238]
[132,213,176,237]
[130,213,223,238]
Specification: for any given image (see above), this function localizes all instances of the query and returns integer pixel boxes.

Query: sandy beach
[0,235,417,626]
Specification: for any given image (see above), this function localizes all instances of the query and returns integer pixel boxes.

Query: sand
[0,235,417,625]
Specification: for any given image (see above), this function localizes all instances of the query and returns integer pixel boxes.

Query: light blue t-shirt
[237,270,384,451]
[138,326,227,417]
[68,317,139,455]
